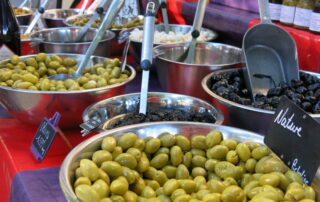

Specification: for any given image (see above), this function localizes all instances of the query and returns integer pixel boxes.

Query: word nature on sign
[265,96,320,185]
[30,112,61,161]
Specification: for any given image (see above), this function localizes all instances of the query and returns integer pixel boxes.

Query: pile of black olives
[107,110,216,129]
[209,70,320,113]
[73,131,316,202]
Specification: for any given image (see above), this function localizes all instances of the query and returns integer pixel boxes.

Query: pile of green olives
[0,53,130,91]
[13,7,32,15]
[70,17,144,29]
[73,131,317,202]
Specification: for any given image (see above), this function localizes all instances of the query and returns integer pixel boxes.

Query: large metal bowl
[202,68,320,134]
[41,9,92,28]
[30,27,115,57]
[0,54,136,129]
[127,24,218,62]
[15,7,33,25]
[82,92,224,131]
[59,122,320,202]
[153,42,243,101]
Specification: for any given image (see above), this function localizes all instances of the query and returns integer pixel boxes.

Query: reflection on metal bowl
[82,92,224,131]
[153,42,243,100]
[30,27,115,57]
[202,68,320,134]
[41,9,92,28]
[0,54,136,129]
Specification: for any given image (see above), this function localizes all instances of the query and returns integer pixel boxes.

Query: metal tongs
[139,2,156,114]
[24,0,50,35]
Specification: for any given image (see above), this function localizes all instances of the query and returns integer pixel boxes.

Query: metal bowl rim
[41,8,85,20]
[153,42,243,66]
[0,53,136,94]
[81,91,225,125]
[19,25,39,42]
[127,24,217,45]
[64,14,144,31]
[29,27,116,45]
[201,68,320,118]
[59,121,263,201]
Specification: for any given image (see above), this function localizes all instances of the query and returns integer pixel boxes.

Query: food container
[82,92,224,130]
[59,122,320,201]
[30,27,115,57]
[127,24,218,62]
[153,42,243,101]
[202,69,320,134]
[0,54,136,129]
[41,9,92,28]
[15,7,33,26]
[20,26,39,55]
[64,14,145,56]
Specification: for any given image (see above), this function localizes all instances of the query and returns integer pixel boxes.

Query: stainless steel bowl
[202,68,320,134]
[127,24,218,62]
[15,7,33,26]
[0,54,136,129]
[41,9,92,28]
[59,121,320,202]
[30,27,115,57]
[82,92,224,130]
[153,42,243,101]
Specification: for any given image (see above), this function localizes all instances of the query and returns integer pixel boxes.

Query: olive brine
[73,131,316,202]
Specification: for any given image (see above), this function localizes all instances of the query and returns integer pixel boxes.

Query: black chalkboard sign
[30,113,60,161]
[265,96,320,185]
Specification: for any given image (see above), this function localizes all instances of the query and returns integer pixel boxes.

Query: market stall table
[0,71,163,202]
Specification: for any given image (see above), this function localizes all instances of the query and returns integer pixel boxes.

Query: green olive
[123,191,138,202]
[285,170,304,184]
[145,180,160,191]
[115,153,137,169]
[159,133,176,147]
[51,54,63,64]
[101,161,123,177]
[22,73,38,84]
[226,150,239,164]
[176,164,190,179]
[191,135,207,150]
[179,179,196,194]
[272,172,290,191]
[74,176,91,187]
[26,58,38,68]
[304,186,316,200]
[236,143,251,162]
[92,150,112,166]
[208,172,222,181]
[171,189,186,200]
[98,169,110,185]
[205,159,219,172]
[252,146,270,160]
[191,148,206,157]
[255,156,288,174]
[153,170,168,186]
[183,152,193,167]
[100,198,112,202]
[240,173,254,188]
[110,176,128,195]
[75,167,83,178]
[155,147,170,156]
[206,130,223,148]
[192,155,206,168]
[63,57,77,67]
[117,132,137,150]
[122,167,136,184]
[223,177,238,186]
[207,145,229,160]
[10,55,20,65]
[126,148,142,160]
[162,165,177,179]
[80,159,99,181]
[244,158,257,173]
[157,194,171,202]
[176,135,191,151]
[244,180,260,195]
[101,137,116,152]
[133,138,145,151]
[284,188,305,201]
[112,146,123,159]
[75,184,100,202]
[150,153,169,169]
[163,179,180,196]
[207,179,226,193]
[141,186,156,198]
[170,146,183,166]
[131,177,146,195]
[221,185,245,202]
[144,167,157,179]
[259,173,280,187]
[221,139,238,150]
[137,155,150,173]
[192,167,207,177]
[92,179,109,198]
[145,138,161,154]
[202,193,221,202]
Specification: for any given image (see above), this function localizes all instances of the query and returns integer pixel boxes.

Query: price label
[30,112,60,161]
[265,96,320,185]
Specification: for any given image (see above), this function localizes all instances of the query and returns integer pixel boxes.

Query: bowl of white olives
[59,122,320,202]
[0,53,136,129]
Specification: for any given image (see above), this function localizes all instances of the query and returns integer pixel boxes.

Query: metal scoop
[177,0,207,63]
[160,0,170,33]
[243,0,299,99]
[118,32,131,73]
[24,0,50,35]
[75,0,109,42]
[48,0,125,81]
[139,2,156,114]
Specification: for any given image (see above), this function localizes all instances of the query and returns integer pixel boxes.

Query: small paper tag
[30,113,61,161]
[265,96,320,185]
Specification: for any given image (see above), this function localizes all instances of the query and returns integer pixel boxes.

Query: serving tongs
[243,0,299,100]
[75,0,110,42]
[48,0,125,81]
[177,0,207,63]
[139,2,156,114]
[24,0,50,35]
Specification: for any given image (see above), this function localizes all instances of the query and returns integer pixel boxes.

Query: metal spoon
[24,0,50,35]
[159,0,170,33]
[118,32,131,73]
[48,0,125,81]
[139,2,156,115]
[176,0,207,63]
[75,0,109,42]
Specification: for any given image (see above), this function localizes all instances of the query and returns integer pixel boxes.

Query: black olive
[291,79,304,87]
[303,96,317,104]
[314,89,320,98]
[291,98,302,106]
[313,101,320,113]
[270,97,281,107]
[308,83,320,91]
[305,90,314,97]
[295,86,307,94]
[233,76,241,83]
[241,89,249,96]
[267,87,282,97]
[301,102,312,111]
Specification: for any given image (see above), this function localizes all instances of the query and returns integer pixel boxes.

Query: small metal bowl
[127,24,218,62]
[41,9,92,28]
[202,68,320,134]
[15,7,33,26]
[82,92,224,131]
[59,121,320,202]
[153,42,243,100]
[30,27,115,57]
[0,54,136,129]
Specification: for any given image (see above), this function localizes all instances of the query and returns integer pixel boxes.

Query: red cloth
[249,19,320,73]
[0,118,94,202]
